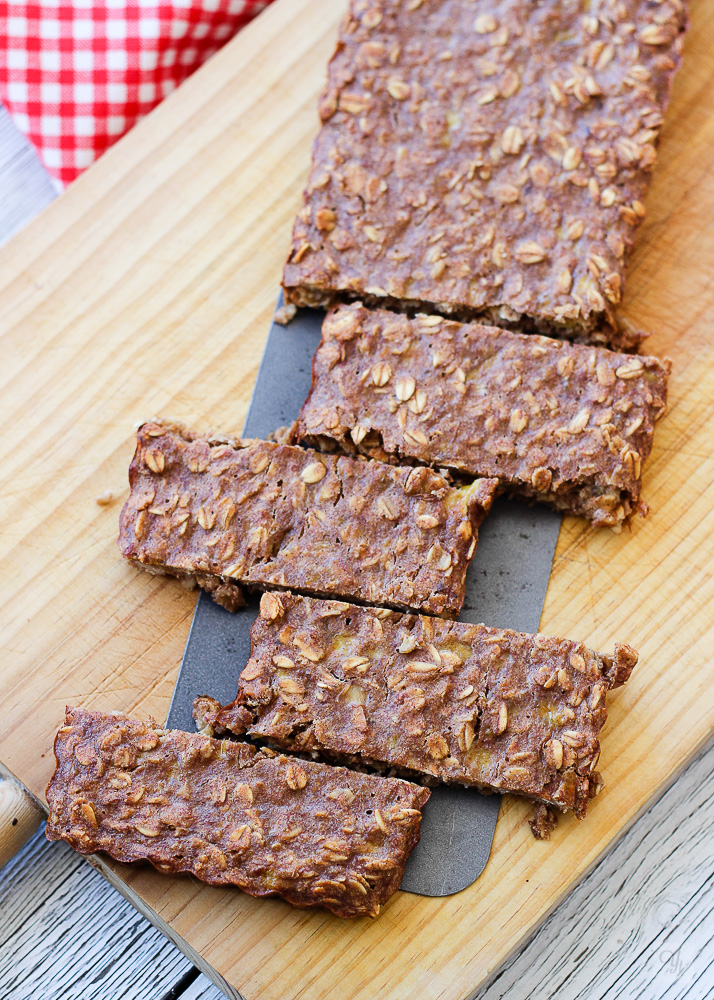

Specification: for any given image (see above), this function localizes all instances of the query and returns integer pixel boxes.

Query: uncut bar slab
[119,420,497,617]
[282,0,687,348]
[297,304,671,530]
[46,707,430,919]
[195,593,638,839]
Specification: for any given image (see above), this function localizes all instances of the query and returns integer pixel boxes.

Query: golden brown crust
[196,593,637,825]
[46,707,430,919]
[118,419,498,616]
[297,304,671,529]
[282,0,687,346]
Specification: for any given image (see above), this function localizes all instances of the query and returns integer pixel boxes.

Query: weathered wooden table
[0,19,713,998]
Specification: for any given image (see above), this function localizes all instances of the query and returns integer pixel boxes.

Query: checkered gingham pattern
[0,1,272,188]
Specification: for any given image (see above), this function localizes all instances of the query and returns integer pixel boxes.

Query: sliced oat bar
[46,707,430,918]
[119,420,497,617]
[195,593,637,837]
[297,304,671,529]
[282,0,687,347]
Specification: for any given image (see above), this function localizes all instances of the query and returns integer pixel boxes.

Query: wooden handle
[0,777,44,869]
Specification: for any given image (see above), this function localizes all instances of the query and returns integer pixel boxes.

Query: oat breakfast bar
[46,707,430,918]
[282,0,687,346]
[297,304,671,529]
[195,593,637,838]
[119,420,497,616]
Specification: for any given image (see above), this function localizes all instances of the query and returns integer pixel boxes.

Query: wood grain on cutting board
[0,0,713,997]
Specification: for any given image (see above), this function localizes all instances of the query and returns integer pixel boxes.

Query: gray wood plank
[473,738,714,1000]
[0,829,196,1000]
[179,974,230,1000]
[0,106,56,242]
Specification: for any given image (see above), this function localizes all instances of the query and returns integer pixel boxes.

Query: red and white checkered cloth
[0,2,272,188]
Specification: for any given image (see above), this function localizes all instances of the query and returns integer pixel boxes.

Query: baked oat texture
[46,707,430,918]
[297,303,671,529]
[118,419,498,616]
[195,593,638,837]
[282,0,687,346]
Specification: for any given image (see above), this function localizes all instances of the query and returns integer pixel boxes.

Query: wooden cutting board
[1,1,713,997]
